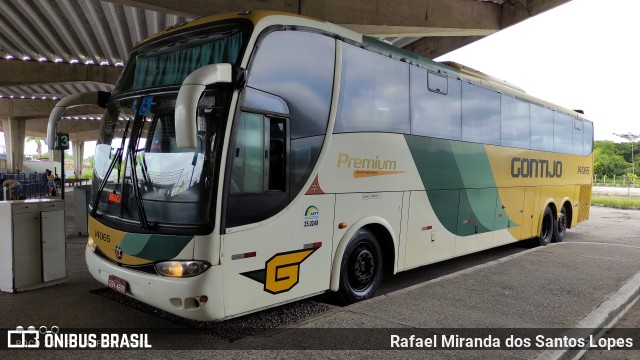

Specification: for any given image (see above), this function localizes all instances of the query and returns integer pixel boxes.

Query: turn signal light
[87,237,97,252]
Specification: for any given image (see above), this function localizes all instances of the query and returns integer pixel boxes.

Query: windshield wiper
[127,113,150,230]
[127,150,150,229]
[91,121,131,217]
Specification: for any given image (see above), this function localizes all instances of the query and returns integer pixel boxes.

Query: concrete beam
[100,0,570,59]
[68,130,101,142]
[500,0,571,29]
[404,35,485,60]
[0,60,122,87]
[0,98,104,119]
[404,0,570,60]
[104,0,502,30]
[306,0,500,30]
[56,119,102,138]
[102,0,299,17]
[111,0,569,31]
[18,118,102,138]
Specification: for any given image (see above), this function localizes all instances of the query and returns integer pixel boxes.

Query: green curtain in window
[132,32,243,90]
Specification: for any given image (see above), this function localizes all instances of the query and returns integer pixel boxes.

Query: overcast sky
[436,0,639,141]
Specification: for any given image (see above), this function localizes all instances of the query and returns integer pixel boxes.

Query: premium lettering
[337,153,397,170]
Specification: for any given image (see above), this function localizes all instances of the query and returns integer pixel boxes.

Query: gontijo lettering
[511,157,562,178]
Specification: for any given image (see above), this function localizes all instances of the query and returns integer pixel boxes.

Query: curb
[535,271,640,360]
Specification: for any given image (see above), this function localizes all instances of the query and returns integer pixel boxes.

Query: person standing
[46,169,56,196]
[3,179,25,200]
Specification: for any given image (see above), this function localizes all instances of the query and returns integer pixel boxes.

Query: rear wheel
[553,206,568,242]
[338,229,383,304]
[538,207,554,246]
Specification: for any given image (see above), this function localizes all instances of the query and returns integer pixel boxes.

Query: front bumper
[86,246,225,321]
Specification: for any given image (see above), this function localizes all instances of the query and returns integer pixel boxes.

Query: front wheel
[553,206,568,242]
[338,229,383,305]
[538,207,554,246]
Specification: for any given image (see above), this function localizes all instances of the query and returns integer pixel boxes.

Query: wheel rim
[348,244,376,291]
[558,212,567,234]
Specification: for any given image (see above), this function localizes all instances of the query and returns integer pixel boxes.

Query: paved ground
[1,190,639,359]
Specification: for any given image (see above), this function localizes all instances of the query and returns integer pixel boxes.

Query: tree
[25,136,45,159]
[614,133,639,177]
[594,148,628,176]
[86,155,95,168]
[594,140,618,155]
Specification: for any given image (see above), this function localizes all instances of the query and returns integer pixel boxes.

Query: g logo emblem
[241,247,319,294]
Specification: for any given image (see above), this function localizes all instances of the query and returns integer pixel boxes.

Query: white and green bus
[47,11,593,321]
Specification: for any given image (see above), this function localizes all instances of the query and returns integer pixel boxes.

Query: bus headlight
[155,261,211,277]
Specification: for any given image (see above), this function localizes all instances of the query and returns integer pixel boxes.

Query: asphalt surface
[1,188,639,359]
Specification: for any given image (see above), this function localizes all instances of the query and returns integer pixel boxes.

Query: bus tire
[553,206,568,242]
[338,229,383,305]
[538,206,554,246]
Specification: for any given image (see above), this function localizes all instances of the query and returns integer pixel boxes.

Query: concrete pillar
[48,148,63,175]
[72,140,84,179]
[1,117,26,173]
[0,126,6,171]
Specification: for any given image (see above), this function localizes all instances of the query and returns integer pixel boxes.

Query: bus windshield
[89,21,249,230]
[114,21,249,94]
[92,92,225,229]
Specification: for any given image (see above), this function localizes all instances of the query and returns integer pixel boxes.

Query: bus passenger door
[404,190,458,269]
[455,188,497,256]
[495,187,525,245]
[522,187,540,239]
[220,112,333,318]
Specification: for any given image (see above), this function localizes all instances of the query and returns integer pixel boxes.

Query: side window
[335,43,410,134]
[246,29,334,199]
[247,30,334,139]
[230,112,286,193]
[573,117,584,155]
[428,71,448,94]
[553,112,573,154]
[462,82,500,145]
[583,121,594,155]
[530,104,554,151]
[501,95,530,149]
[225,112,288,228]
[411,67,462,140]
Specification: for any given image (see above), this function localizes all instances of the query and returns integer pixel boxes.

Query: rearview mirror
[175,63,246,148]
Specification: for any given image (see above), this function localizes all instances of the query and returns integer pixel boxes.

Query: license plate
[107,275,128,295]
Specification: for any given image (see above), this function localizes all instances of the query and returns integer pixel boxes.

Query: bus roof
[136,10,591,122]
[137,10,314,46]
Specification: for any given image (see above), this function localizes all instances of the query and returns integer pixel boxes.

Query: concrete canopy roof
[0,0,570,139]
